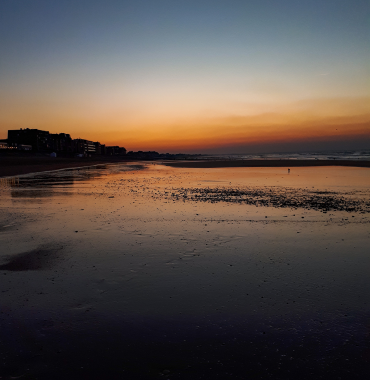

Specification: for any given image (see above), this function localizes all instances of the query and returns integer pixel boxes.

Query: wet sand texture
[167,186,370,213]
[0,246,63,271]
[0,163,369,379]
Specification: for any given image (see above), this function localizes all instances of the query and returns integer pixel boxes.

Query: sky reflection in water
[0,163,369,379]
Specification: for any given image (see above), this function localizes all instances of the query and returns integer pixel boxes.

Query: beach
[1,155,370,179]
[0,162,369,379]
[0,155,133,178]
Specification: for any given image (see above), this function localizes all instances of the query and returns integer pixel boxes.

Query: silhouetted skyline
[0,0,369,153]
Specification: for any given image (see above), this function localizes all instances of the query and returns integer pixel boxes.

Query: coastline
[1,157,369,379]
[1,157,370,178]
[164,159,370,169]
[0,156,130,178]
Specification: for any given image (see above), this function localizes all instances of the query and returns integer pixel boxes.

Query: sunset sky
[0,0,369,153]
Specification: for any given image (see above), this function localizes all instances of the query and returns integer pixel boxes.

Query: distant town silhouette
[0,128,190,159]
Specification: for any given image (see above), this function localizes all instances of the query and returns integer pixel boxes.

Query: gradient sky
[0,0,369,153]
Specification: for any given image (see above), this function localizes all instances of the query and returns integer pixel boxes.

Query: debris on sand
[165,187,370,213]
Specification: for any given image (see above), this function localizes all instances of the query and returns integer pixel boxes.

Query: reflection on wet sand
[0,163,369,379]
[1,163,148,200]
[0,176,19,187]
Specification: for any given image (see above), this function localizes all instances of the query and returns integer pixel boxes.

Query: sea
[202,149,370,161]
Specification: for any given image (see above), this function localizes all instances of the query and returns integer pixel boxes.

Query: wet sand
[0,155,130,178]
[1,156,369,178]
[0,163,369,379]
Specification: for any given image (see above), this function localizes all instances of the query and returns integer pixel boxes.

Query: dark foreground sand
[165,159,370,168]
[0,164,369,379]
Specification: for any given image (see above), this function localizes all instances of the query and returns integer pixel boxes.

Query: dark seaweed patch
[168,187,370,213]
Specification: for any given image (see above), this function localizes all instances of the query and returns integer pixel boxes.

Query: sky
[0,0,369,153]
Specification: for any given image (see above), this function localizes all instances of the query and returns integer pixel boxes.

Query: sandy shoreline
[1,156,369,177]
[0,156,132,177]
[0,162,369,379]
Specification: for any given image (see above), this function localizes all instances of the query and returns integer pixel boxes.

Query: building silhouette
[3,128,125,156]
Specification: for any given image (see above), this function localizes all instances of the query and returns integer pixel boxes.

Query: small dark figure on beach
[288,168,290,173]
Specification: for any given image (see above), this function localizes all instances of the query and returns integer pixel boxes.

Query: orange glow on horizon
[101,114,370,152]
[0,96,369,153]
